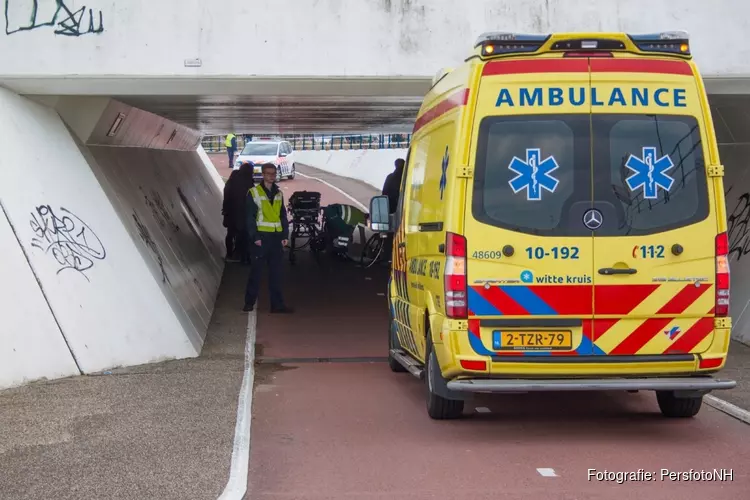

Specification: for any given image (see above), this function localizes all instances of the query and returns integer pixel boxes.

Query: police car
[234,139,297,181]
[367,31,737,420]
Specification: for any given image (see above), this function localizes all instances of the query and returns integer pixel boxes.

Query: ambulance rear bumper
[446,376,736,393]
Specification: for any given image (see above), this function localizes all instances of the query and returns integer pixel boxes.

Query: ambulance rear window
[592,114,709,236]
[471,115,592,236]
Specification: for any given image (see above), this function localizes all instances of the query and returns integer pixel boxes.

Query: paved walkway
[0,266,251,500]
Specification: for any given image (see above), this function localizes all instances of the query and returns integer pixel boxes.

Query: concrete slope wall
[0,88,224,388]
[0,0,747,79]
[0,199,80,389]
[55,96,227,357]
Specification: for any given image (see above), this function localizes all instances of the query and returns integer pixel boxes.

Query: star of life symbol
[439,146,449,200]
[508,148,560,201]
[625,147,675,199]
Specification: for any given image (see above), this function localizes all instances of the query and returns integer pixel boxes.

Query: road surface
[247,166,750,500]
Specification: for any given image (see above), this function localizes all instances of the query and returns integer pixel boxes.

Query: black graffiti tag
[132,212,170,285]
[4,0,104,36]
[726,189,750,261]
[29,205,106,281]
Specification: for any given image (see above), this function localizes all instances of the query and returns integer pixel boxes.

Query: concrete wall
[712,95,750,346]
[0,88,224,389]
[0,0,747,80]
[295,149,409,190]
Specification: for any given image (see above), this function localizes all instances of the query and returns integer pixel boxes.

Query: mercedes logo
[583,209,603,230]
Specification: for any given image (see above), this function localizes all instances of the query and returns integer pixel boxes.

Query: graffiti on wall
[29,205,106,281]
[4,0,104,36]
[142,188,180,235]
[726,185,750,262]
[132,211,171,285]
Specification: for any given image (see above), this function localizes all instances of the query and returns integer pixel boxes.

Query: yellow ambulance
[368,31,737,420]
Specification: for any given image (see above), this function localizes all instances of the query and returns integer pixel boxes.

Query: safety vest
[249,185,283,232]
[225,133,235,148]
[338,204,366,227]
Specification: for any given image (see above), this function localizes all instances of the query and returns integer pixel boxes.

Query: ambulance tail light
[716,232,730,317]
[445,232,467,319]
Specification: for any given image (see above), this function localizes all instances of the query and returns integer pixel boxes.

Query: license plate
[492,331,572,351]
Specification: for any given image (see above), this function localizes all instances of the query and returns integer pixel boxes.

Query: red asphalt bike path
[246,171,750,500]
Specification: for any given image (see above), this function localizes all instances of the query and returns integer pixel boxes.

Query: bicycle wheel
[360,233,384,269]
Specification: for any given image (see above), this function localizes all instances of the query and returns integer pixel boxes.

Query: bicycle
[360,230,391,269]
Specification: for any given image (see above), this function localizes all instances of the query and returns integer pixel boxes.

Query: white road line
[705,394,750,425]
[217,310,257,500]
[537,468,558,477]
[295,171,369,211]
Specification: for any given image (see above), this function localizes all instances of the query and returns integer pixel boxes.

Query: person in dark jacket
[222,162,255,262]
[382,158,405,214]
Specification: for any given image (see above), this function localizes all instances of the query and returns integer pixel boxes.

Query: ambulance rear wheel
[425,338,464,420]
[656,390,703,418]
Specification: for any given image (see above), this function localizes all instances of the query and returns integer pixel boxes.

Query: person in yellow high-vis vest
[243,163,293,313]
[225,133,237,169]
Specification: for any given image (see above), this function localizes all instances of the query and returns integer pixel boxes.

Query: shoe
[243,303,254,312]
[270,306,294,314]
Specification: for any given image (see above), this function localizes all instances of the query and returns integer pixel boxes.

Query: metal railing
[201,134,411,153]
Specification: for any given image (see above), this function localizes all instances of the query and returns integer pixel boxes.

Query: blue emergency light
[628,30,691,55]
[474,32,549,56]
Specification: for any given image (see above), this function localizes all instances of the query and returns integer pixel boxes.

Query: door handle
[598,267,637,275]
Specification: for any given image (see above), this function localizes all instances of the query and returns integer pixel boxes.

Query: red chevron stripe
[474,286,528,315]
[592,318,619,338]
[608,283,710,355]
[468,319,480,337]
[656,283,711,314]
[664,317,715,354]
[528,285,593,315]
[594,284,659,315]
[609,318,673,355]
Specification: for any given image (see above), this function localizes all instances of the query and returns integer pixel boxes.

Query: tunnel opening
[3,87,750,389]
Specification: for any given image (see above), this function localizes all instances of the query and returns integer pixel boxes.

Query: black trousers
[226,227,250,261]
[244,235,285,309]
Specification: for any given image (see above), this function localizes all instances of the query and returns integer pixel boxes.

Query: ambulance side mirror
[369,196,391,232]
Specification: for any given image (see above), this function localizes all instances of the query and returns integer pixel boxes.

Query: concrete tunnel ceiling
[108,78,433,134]
[115,94,426,135]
